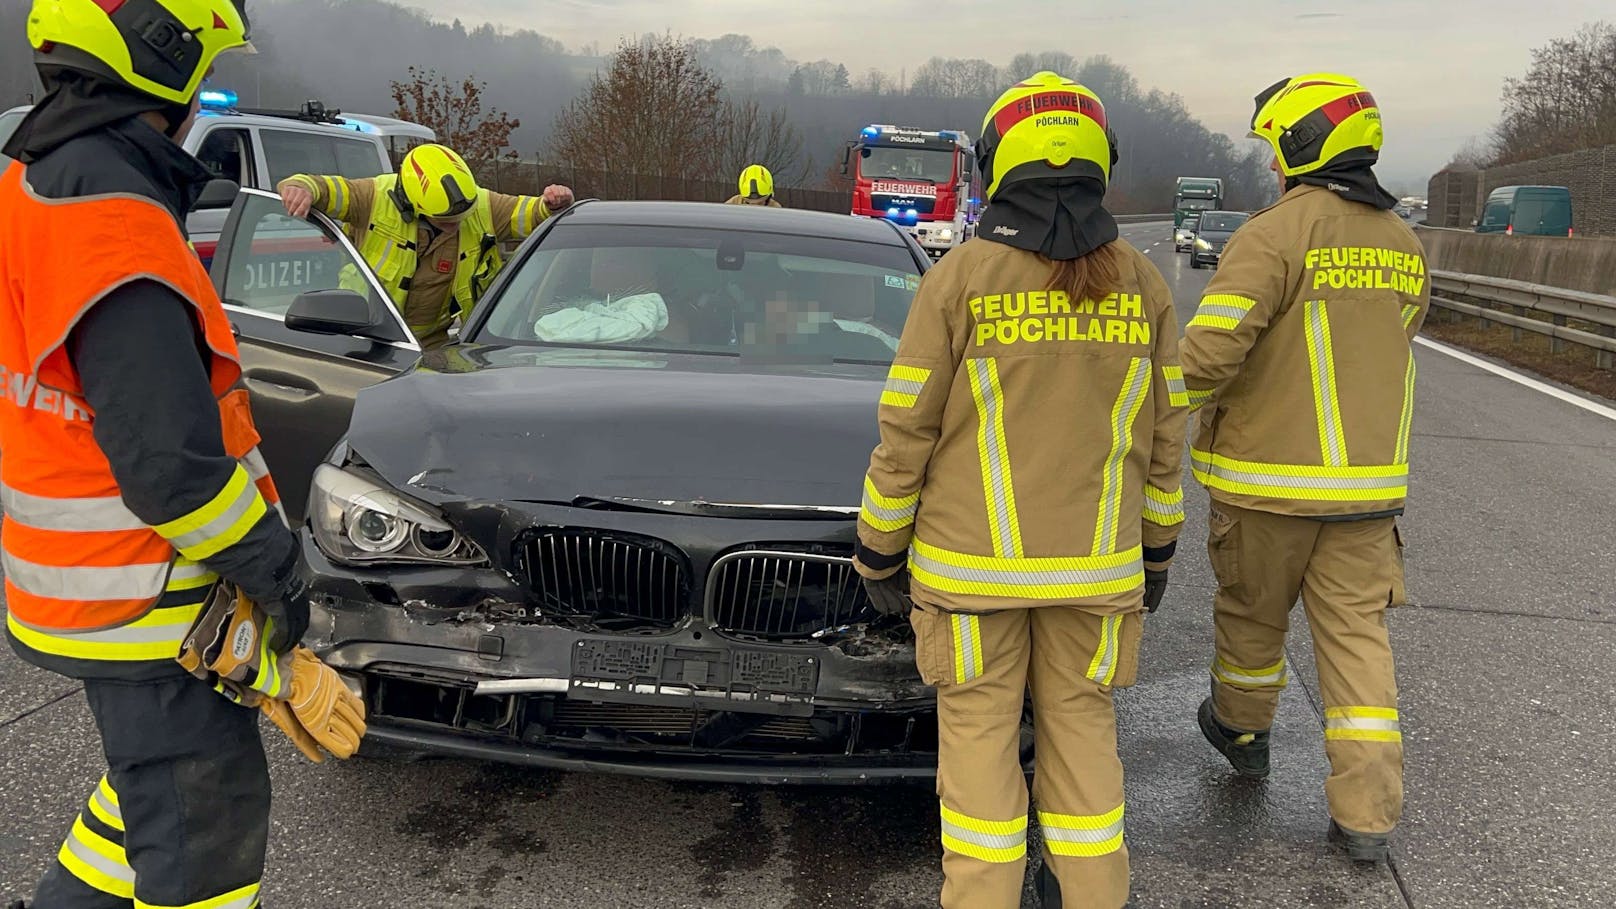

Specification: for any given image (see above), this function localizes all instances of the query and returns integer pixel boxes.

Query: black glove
[1143,568,1168,613]
[260,544,311,653]
[863,568,913,617]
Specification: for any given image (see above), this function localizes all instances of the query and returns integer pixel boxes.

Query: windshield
[859,146,955,184]
[478,224,921,363]
[1176,198,1216,211]
[1180,217,1200,232]
[1198,212,1249,232]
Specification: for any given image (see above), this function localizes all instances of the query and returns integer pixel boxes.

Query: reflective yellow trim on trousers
[1190,449,1407,503]
[90,775,124,832]
[153,465,267,561]
[136,880,261,909]
[1093,358,1152,554]
[881,364,931,409]
[910,539,1143,599]
[860,477,918,532]
[1086,614,1124,685]
[58,816,134,898]
[951,613,984,683]
[1396,353,1416,465]
[1212,655,1287,688]
[940,805,1028,863]
[1188,294,1257,331]
[1325,706,1402,742]
[1161,364,1190,408]
[1142,485,1185,526]
[1303,301,1349,468]
[1038,804,1125,857]
[967,358,1023,558]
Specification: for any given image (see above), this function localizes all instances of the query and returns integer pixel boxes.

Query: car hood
[1198,229,1238,242]
[346,345,888,508]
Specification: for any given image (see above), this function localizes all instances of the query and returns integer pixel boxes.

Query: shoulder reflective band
[1086,613,1124,685]
[967,358,1023,558]
[1303,301,1348,468]
[1396,354,1416,465]
[1324,706,1402,742]
[1189,294,1257,331]
[911,538,1143,599]
[1162,364,1190,408]
[1142,485,1185,526]
[860,476,918,532]
[881,364,931,408]
[1038,804,1126,858]
[940,804,1027,863]
[1190,450,1407,503]
[1093,358,1152,554]
[1212,655,1288,689]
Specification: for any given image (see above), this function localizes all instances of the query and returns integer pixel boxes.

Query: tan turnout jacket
[1180,184,1429,518]
[854,238,1188,613]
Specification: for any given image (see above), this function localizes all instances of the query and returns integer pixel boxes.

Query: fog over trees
[0,0,1275,210]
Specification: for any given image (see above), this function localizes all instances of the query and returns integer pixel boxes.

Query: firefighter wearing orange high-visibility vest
[854,72,1188,909]
[1179,73,1429,864]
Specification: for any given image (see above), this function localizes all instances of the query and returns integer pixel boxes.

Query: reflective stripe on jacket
[855,237,1187,612]
[0,162,282,662]
[1179,185,1429,517]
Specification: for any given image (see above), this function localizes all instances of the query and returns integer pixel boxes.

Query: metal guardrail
[1113,213,1171,224]
[1430,270,1616,368]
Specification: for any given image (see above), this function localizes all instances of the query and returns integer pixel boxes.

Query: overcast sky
[432,0,1611,190]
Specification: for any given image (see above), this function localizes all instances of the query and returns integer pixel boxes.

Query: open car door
[210,187,420,522]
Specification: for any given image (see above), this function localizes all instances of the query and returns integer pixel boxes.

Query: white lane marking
[1415,337,1616,422]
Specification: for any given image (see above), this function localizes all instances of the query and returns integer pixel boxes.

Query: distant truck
[1475,185,1573,237]
[1174,176,1224,227]
[844,124,981,258]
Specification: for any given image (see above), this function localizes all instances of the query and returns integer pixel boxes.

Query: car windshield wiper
[570,495,857,520]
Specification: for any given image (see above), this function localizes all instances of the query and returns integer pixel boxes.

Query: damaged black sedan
[210,192,960,782]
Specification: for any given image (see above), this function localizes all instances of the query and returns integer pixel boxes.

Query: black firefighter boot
[1198,697,1271,779]
[1328,820,1391,863]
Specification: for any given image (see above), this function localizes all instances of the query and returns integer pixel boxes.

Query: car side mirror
[285,289,387,338]
[193,178,239,211]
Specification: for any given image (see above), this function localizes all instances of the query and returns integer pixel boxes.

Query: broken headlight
[309,465,487,566]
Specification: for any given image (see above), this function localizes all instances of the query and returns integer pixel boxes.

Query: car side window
[219,193,370,316]
[194,127,253,186]
[258,128,386,186]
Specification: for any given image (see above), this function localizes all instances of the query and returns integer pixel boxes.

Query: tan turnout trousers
[913,601,1143,909]
[1205,502,1407,834]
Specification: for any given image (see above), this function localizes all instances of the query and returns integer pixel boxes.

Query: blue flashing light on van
[1475,185,1574,237]
[199,89,238,111]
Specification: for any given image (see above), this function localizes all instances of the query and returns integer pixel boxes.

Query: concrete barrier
[1413,226,1616,297]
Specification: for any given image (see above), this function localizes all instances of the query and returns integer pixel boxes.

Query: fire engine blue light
[886,207,900,218]
[862,126,881,140]
[199,89,237,110]
[906,208,918,219]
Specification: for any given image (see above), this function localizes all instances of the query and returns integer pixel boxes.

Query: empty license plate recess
[569,640,819,716]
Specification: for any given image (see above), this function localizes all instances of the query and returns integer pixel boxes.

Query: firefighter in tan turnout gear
[1180,73,1428,863]
[854,73,1188,909]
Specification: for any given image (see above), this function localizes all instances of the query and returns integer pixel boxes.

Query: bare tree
[910,57,1001,99]
[389,67,519,161]
[1005,51,1079,83]
[1492,21,1616,163]
[719,97,807,185]
[548,35,725,180]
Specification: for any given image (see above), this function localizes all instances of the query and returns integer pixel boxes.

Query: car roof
[556,200,912,246]
[1490,185,1571,196]
[4,104,380,141]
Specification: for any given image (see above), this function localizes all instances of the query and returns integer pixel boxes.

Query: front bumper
[300,536,949,784]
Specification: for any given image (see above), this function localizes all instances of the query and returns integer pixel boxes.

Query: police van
[1,91,418,271]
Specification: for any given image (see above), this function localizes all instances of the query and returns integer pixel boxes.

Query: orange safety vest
[0,162,282,645]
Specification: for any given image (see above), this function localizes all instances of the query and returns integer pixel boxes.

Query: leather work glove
[1144,569,1169,613]
[283,646,367,760]
[179,584,294,701]
[863,567,914,617]
[262,695,327,763]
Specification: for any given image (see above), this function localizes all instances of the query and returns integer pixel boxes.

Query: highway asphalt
[4,221,1613,907]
